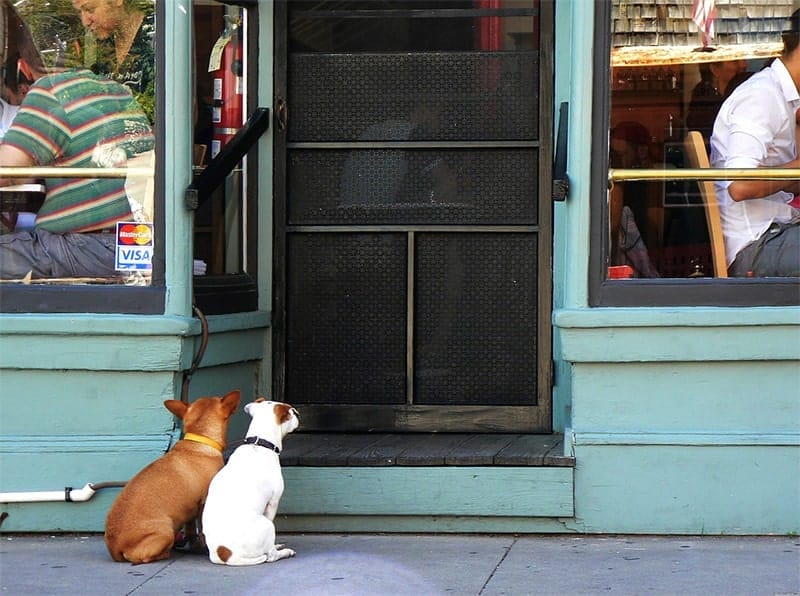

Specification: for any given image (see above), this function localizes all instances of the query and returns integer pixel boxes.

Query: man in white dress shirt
[710,11,800,277]
[1,61,27,138]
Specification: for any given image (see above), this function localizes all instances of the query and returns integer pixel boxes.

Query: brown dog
[105,390,241,564]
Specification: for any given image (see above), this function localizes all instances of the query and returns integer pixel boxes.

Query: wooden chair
[683,130,728,278]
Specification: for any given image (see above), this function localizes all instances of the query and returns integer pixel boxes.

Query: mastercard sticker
[115,221,154,271]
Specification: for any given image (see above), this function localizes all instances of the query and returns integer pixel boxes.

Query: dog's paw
[267,546,295,562]
[274,544,296,557]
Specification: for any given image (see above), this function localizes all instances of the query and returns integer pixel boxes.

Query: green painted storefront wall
[2,307,798,534]
[0,313,269,532]
[556,309,800,535]
[573,443,799,535]
[0,370,175,436]
[570,361,800,433]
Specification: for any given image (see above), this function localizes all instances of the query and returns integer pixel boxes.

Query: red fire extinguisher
[208,15,243,158]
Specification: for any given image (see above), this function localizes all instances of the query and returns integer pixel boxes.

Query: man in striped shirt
[0,27,154,279]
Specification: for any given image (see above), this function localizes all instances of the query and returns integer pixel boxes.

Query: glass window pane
[607,0,798,281]
[193,2,250,279]
[1,0,156,286]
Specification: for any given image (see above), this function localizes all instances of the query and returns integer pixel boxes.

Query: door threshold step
[233,432,574,467]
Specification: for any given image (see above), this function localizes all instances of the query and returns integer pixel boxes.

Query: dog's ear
[221,390,241,414]
[164,399,188,419]
[254,396,266,403]
[274,403,296,424]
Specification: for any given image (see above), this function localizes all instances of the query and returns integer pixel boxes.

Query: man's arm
[728,157,800,201]
[0,144,36,188]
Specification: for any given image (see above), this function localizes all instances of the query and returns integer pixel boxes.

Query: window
[191,1,262,315]
[1,1,265,314]
[591,1,800,306]
[1,0,161,313]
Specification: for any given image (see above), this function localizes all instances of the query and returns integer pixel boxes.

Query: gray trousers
[729,221,800,277]
[0,229,117,279]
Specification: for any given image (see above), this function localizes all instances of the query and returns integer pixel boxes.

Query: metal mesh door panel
[288,148,538,225]
[288,52,539,142]
[286,233,408,405]
[414,233,538,406]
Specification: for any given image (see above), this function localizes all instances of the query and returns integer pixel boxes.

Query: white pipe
[0,481,125,503]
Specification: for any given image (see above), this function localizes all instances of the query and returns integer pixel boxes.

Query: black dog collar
[244,436,281,454]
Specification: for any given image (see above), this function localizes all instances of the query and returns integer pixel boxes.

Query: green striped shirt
[2,69,154,233]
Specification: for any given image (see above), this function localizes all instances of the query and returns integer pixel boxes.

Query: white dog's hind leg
[260,517,295,562]
[264,495,281,521]
[267,545,296,562]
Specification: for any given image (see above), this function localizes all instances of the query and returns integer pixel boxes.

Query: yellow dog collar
[183,432,223,452]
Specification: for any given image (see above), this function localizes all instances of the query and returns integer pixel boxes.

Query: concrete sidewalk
[0,534,798,595]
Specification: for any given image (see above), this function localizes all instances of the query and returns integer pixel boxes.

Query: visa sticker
[115,221,154,271]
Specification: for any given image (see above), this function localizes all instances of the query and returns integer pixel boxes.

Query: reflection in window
[607,1,797,280]
[0,0,156,285]
[192,3,250,280]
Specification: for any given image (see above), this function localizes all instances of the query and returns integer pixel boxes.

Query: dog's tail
[216,545,233,563]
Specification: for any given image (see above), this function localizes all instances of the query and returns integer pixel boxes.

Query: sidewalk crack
[478,536,516,595]
[126,556,180,595]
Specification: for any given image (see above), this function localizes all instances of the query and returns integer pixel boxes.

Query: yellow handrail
[0,167,153,179]
[609,167,800,189]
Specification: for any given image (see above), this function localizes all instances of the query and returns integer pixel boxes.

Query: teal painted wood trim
[278,515,578,534]
[0,312,269,371]
[0,432,174,531]
[555,307,800,328]
[195,327,267,368]
[0,434,173,456]
[0,464,574,533]
[0,492,119,533]
[573,444,800,535]
[0,334,185,371]
[570,361,800,433]
[0,311,268,336]
[573,431,800,446]
[162,1,196,316]
[556,0,594,308]
[281,467,574,517]
[0,433,174,492]
[555,308,800,362]
[0,370,176,436]
[205,312,270,333]
[0,314,197,336]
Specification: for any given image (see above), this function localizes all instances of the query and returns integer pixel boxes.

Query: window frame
[0,1,166,315]
[589,1,800,308]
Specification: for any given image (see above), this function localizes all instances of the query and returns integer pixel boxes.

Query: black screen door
[273,1,553,432]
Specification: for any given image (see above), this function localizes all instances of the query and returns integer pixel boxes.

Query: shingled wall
[612,0,794,47]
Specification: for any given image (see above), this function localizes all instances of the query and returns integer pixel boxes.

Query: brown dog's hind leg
[122,530,176,565]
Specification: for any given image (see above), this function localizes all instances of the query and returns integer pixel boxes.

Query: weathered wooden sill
[261,433,574,467]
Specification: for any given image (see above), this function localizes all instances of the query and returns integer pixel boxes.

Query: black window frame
[589,1,800,307]
[0,1,166,315]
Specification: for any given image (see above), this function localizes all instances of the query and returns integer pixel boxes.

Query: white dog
[201,397,299,566]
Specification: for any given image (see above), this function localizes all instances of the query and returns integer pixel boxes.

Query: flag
[692,0,716,47]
